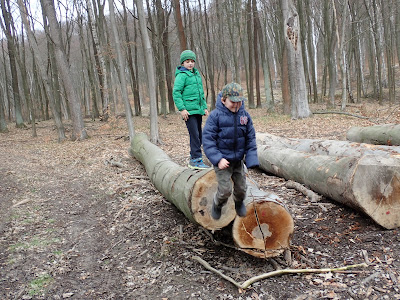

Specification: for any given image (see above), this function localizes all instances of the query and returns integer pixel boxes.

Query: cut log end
[353,161,400,229]
[191,170,236,230]
[232,201,294,258]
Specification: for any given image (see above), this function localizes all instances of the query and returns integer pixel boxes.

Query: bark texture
[129,133,294,257]
[257,133,400,157]
[346,124,400,146]
[257,142,400,229]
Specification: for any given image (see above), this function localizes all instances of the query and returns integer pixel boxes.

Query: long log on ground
[256,132,400,157]
[257,144,400,229]
[129,133,294,258]
[346,124,400,146]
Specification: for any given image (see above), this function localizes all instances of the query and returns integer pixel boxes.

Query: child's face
[182,59,195,70]
[222,97,242,113]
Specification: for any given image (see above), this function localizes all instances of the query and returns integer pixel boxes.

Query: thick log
[257,144,400,229]
[233,176,294,258]
[346,124,400,146]
[129,133,235,230]
[129,133,294,257]
[257,132,400,157]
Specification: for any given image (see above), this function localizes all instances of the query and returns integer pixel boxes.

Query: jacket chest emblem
[239,115,248,125]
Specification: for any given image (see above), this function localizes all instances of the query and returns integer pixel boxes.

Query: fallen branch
[285,180,322,202]
[192,255,368,290]
[312,110,370,120]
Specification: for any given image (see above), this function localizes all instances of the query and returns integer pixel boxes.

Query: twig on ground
[285,180,322,202]
[192,255,368,290]
[12,199,32,207]
[361,249,370,265]
[312,110,370,120]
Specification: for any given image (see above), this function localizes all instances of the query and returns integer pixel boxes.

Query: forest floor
[1,100,400,300]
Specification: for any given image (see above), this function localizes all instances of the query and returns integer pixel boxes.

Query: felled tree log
[257,132,400,157]
[257,144,400,229]
[346,124,400,146]
[129,133,294,258]
[233,176,294,258]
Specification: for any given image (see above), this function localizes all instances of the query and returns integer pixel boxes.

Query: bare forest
[1,0,400,299]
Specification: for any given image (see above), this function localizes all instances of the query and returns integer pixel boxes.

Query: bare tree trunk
[0,86,8,132]
[380,0,395,104]
[173,0,187,51]
[86,0,108,111]
[282,0,312,119]
[108,0,135,140]
[304,0,318,104]
[135,0,160,143]
[246,0,254,108]
[332,0,349,111]
[17,0,66,141]
[41,0,88,140]
[0,0,25,128]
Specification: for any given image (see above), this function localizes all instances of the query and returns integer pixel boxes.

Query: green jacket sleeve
[172,73,186,111]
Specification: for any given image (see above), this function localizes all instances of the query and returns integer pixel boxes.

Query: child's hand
[180,110,189,121]
[204,109,209,116]
[218,158,229,169]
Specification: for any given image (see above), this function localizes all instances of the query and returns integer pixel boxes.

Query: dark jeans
[185,114,203,159]
[214,160,247,206]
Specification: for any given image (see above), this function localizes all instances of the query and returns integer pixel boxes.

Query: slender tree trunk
[86,0,108,111]
[173,0,187,51]
[305,0,318,103]
[135,0,160,143]
[0,0,25,128]
[41,0,88,140]
[246,0,254,108]
[108,0,135,140]
[0,86,8,132]
[18,0,66,141]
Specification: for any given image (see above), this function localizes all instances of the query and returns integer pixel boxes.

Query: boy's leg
[231,161,247,217]
[211,166,233,219]
[185,115,202,159]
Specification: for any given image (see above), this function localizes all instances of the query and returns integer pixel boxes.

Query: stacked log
[346,124,400,146]
[129,133,294,258]
[257,133,400,229]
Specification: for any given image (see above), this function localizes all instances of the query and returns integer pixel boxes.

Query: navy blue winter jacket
[203,92,259,168]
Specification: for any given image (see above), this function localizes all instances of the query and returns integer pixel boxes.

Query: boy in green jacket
[173,50,209,169]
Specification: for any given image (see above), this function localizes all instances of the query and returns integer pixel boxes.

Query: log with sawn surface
[256,138,400,229]
[346,124,400,146]
[129,133,294,258]
[256,132,400,157]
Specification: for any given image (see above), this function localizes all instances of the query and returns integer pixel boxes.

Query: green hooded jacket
[173,66,207,115]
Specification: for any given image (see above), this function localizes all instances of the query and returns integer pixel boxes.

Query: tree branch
[192,255,368,290]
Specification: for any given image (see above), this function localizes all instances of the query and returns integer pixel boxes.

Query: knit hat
[221,83,247,102]
[180,50,196,64]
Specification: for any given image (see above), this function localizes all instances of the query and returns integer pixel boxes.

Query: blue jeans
[214,160,247,206]
[185,114,203,159]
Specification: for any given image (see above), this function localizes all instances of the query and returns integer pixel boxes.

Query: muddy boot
[235,201,247,217]
[211,200,223,220]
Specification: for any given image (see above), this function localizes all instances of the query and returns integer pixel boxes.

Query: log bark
[257,143,400,229]
[257,133,400,157]
[346,124,400,146]
[129,133,294,258]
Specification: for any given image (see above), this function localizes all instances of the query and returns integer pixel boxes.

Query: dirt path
[1,108,400,299]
